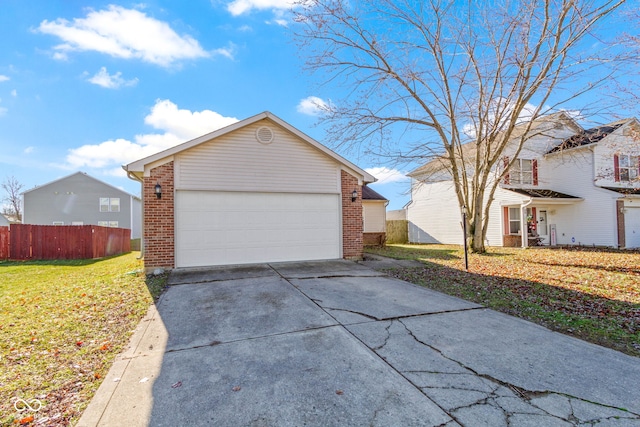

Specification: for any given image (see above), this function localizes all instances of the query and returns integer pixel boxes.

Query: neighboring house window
[614,154,640,182]
[508,208,521,234]
[71,221,83,225]
[99,197,120,212]
[98,221,119,227]
[505,207,533,235]
[52,221,64,225]
[502,157,538,186]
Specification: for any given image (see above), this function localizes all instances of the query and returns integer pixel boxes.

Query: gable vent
[256,126,274,144]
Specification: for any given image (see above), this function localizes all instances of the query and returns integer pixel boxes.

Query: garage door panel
[176,191,341,267]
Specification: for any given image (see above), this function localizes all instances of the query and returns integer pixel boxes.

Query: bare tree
[2,176,24,221]
[293,0,631,252]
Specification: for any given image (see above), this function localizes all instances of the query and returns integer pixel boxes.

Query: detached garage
[124,111,375,270]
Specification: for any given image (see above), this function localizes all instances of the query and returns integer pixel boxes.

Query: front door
[537,210,548,244]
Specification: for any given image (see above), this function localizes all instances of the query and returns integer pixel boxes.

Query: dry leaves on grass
[371,245,640,356]
[0,254,167,426]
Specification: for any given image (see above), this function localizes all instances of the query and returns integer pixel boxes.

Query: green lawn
[367,244,640,357]
[0,253,166,426]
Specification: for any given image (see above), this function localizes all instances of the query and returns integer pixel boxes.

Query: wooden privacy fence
[386,220,409,244]
[2,224,130,261]
[0,226,8,259]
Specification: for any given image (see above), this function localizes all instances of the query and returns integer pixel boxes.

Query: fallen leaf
[139,377,149,383]
[232,386,241,392]
[171,381,182,388]
[336,390,344,395]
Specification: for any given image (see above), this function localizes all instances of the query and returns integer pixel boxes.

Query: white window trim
[99,197,121,212]
[510,159,533,185]
[619,154,639,182]
[508,208,521,234]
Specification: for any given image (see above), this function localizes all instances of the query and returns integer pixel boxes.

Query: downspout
[125,168,144,259]
[521,198,533,248]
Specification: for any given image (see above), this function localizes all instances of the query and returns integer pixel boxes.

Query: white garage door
[175,191,341,268]
[625,207,640,249]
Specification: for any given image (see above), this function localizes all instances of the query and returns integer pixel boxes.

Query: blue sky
[0,1,410,210]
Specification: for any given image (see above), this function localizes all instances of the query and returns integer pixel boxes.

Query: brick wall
[363,232,386,247]
[143,162,175,269]
[341,170,363,260]
[503,234,521,247]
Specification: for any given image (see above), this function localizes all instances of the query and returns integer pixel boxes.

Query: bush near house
[0,253,167,426]
[366,244,640,357]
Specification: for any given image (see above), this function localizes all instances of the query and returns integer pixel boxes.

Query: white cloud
[63,100,238,173]
[365,167,408,184]
[0,75,9,82]
[24,146,35,154]
[88,67,138,89]
[0,107,7,116]
[271,19,288,26]
[11,89,17,97]
[143,99,239,140]
[52,51,68,61]
[266,9,289,26]
[211,43,237,60]
[37,5,210,67]
[227,0,293,16]
[297,96,330,116]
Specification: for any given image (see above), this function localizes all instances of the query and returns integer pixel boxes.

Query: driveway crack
[396,319,640,423]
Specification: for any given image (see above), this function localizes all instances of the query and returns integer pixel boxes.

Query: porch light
[154,183,162,199]
[351,189,358,202]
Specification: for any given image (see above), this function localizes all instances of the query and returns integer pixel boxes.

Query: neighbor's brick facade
[341,170,363,260]
[143,162,175,269]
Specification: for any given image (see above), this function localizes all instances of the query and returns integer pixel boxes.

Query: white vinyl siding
[175,191,341,268]
[407,178,526,247]
[594,123,640,189]
[407,180,463,245]
[363,201,386,233]
[542,152,616,246]
[175,120,340,194]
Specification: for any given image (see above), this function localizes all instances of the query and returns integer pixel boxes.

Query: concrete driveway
[79,259,640,426]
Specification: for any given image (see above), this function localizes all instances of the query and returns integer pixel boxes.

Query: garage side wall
[342,170,363,259]
[144,161,175,269]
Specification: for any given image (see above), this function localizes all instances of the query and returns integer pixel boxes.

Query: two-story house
[407,114,640,249]
[22,172,142,238]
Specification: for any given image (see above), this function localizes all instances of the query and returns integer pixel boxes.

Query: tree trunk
[470,207,486,253]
